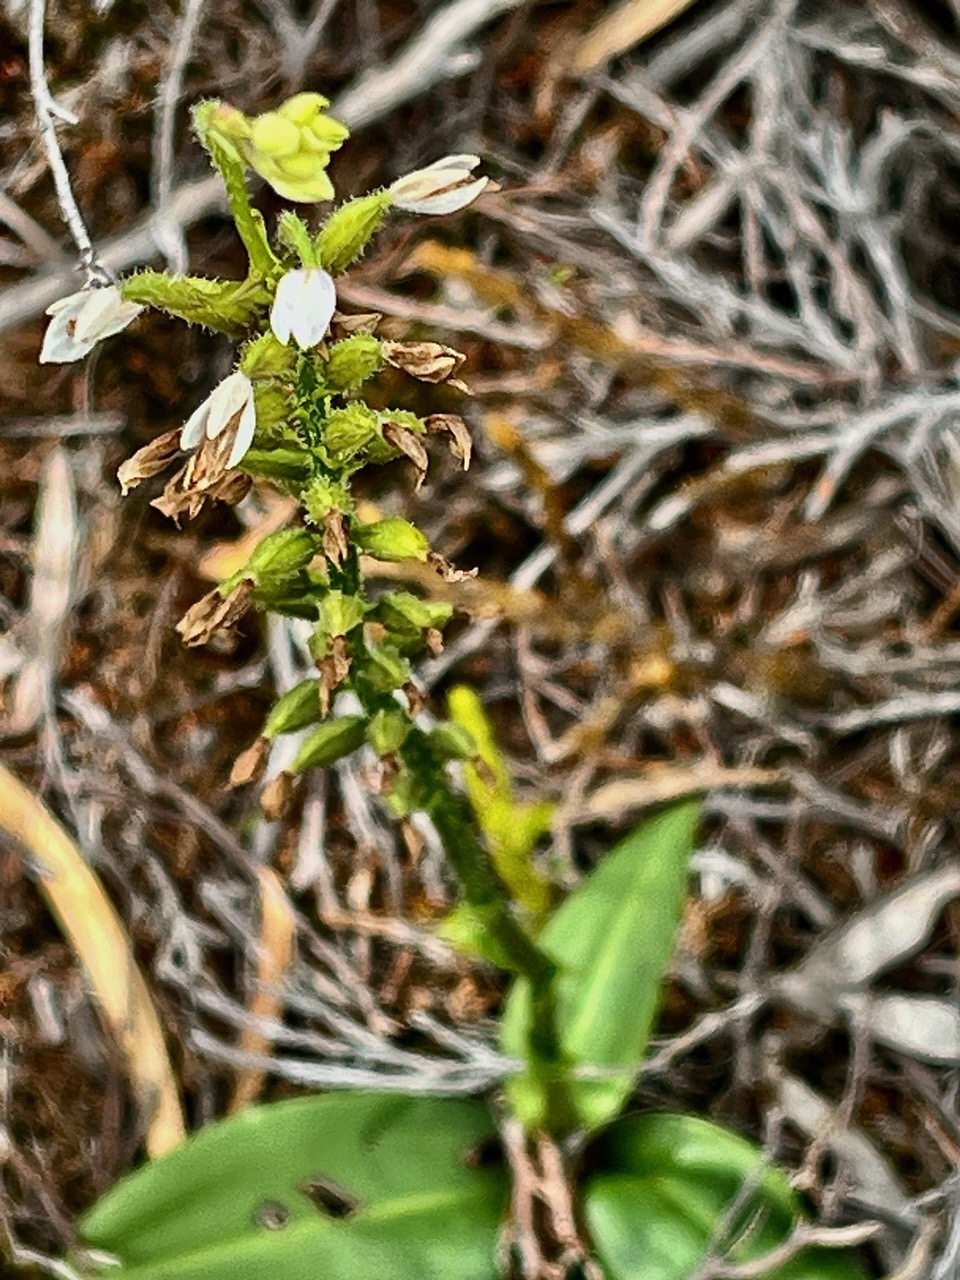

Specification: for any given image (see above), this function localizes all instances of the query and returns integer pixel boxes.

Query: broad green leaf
[446,685,553,923]
[584,1114,868,1280]
[500,802,698,1132]
[79,1093,505,1280]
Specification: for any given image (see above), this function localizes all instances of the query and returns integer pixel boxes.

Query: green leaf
[79,1093,505,1280]
[584,1114,868,1280]
[500,802,698,1132]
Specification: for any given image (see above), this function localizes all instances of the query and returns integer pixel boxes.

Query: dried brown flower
[117,430,182,495]
[176,578,255,647]
[425,414,472,470]
[382,340,466,385]
[382,421,430,489]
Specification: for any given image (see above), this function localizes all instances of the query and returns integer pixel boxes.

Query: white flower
[389,155,489,216]
[180,371,257,468]
[270,268,337,348]
[40,284,143,363]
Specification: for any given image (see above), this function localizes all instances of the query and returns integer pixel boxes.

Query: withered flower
[428,551,477,583]
[176,578,255,647]
[229,736,269,788]
[382,421,430,489]
[117,430,182,495]
[425,414,472,470]
[382,340,466,385]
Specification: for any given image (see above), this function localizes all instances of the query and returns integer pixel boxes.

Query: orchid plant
[39,95,874,1280]
[41,91,567,1086]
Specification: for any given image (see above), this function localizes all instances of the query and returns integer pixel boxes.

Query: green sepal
[276,211,318,268]
[354,518,429,563]
[318,589,366,637]
[292,715,368,772]
[246,527,319,584]
[362,643,411,693]
[263,679,323,738]
[377,592,453,635]
[323,404,379,459]
[121,271,269,335]
[240,332,298,378]
[367,706,412,755]
[302,475,353,525]
[316,191,392,273]
[251,384,294,441]
[240,448,311,482]
[324,334,384,392]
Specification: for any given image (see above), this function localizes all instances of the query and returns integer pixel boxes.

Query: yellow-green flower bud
[323,404,379,458]
[367,707,411,756]
[250,112,300,156]
[303,475,351,525]
[363,644,411,693]
[246,527,319,584]
[316,192,392,273]
[264,678,323,737]
[427,722,477,761]
[239,94,349,203]
[292,715,367,772]
[318,590,365,637]
[278,92,330,127]
[324,335,384,393]
[353,518,429,563]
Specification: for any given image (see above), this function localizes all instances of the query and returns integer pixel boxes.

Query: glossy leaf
[79,1092,505,1280]
[585,1114,868,1280]
[500,802,698,1132]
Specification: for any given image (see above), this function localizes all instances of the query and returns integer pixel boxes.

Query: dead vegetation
[3,0,960,1275]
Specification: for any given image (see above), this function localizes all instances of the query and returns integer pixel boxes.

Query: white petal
[227,395,257,468]
[180,397,210,451]
[45,290,86,317]
[270,269,306,346]
[39,305,91,363]
[41,286,141,361]
[292,269,337,348]
[206,371,252,439]
[421,154,481,173]
[397,177,489,216]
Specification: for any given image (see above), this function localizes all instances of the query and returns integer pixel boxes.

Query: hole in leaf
[255,1200,291,1230]
[462,1136,502,1169]
[300,1175,360,1218]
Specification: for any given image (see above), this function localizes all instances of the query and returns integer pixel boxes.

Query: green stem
[399,726,573,1128]
[192,103,278,279]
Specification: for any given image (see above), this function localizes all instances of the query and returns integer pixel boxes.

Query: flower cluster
[40,96,491,820]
